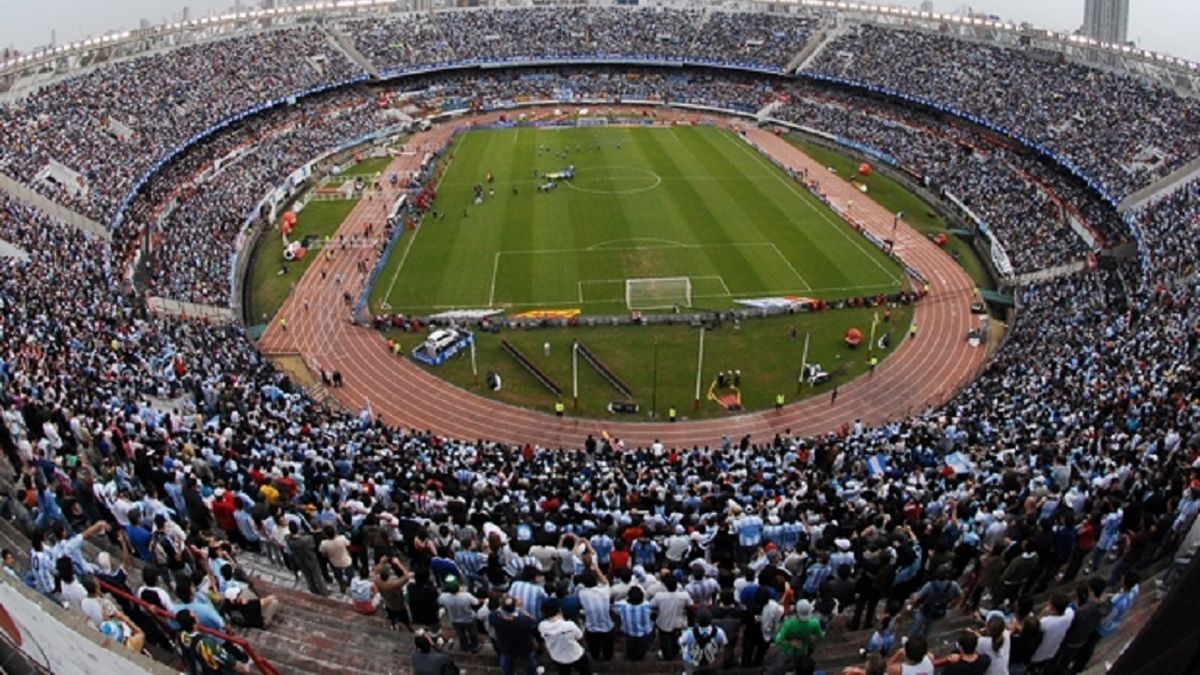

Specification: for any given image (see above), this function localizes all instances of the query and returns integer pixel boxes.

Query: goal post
[625,277,693,311]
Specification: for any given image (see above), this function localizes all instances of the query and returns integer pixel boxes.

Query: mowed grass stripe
[702,127,860,290]
[671,127,807,294]
[630,128,775,296]
[374,126,907,313]
[715,130,903,289]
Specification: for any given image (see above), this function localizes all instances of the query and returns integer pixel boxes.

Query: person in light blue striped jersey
[613,585,654,661]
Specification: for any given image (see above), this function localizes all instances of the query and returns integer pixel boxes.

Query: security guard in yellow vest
[554,400,564,417]
[668,406,677,422]
[775,393,785,410]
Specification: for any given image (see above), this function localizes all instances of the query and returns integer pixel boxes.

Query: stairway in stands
[241,559,1162,675]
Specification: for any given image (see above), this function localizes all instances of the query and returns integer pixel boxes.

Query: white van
[422,329,460,356]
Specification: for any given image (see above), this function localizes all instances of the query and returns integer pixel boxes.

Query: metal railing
[95,579,281,675]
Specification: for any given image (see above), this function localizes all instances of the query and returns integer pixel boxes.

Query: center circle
[563,165,662,194]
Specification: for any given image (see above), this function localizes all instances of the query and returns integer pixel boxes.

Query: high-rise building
[1081,0,1130,45]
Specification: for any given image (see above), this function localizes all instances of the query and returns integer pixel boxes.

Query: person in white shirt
[664,526,691,566]
[56,557,87,611]
[538,598,590,674]
[650,573,692,661]
[975,613,1011,675]
[885,634,935,675]
[1030,593,1075,668]
[135,567,176,614]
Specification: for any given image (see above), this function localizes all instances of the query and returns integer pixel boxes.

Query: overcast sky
[0,1,1194,63]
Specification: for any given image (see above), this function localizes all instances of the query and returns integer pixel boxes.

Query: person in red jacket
[210,488,238,539]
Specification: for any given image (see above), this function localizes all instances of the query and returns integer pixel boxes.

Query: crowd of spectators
[393,67,782,115]
[774,89,1106,274]
[1,162,1198,672]
[806,24,1200,201]
[341,7,817,75]
[1133,179,1200,283]
[0,26,364,224]
[124,91,391,306]
[2,8,1200,674]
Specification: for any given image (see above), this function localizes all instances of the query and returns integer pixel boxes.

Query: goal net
[625,277,693,311]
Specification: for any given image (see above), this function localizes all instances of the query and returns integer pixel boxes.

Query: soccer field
[371,125,905,314]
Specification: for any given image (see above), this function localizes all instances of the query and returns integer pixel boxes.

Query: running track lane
[259,111,986,449]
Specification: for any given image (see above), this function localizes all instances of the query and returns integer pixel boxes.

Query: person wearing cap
[735,507,765,563]
[831,538,856,572]
[539,597,591,674]
[765,599,824,675]
[210,487,238,540]
[665,525,691,569]
[489,595,541,675]
[439,575,483,653]
[679,607,727,674]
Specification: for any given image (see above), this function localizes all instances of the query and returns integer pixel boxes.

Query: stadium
[0,1,1196,674]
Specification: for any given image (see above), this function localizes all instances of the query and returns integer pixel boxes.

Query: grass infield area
[387,305,913,420]
[370,125,907,315]
[248,199,358,324]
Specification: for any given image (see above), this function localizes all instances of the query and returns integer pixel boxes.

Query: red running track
[259,111,987,449]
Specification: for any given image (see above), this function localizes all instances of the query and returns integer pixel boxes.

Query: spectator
[577,569,615,661]
[974,613,1011,675]
[539,598,591,675]
[177,609,249,674]
[766,599,825,674]
[439,576,482,653]
[907,565,963,638]
[939,629,992,675]
[1028,594,1074,672]
[613,586,654,661]
[679,608,727,674]
[489,595,540,675]
[885,634,935,675]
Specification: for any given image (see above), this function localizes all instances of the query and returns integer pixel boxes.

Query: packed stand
[390,67,782,116]
[430,7,701,64]
[688,11,819,70]
[805,24,1200,200]
[0,182,1196,675]
[1132,179,1200,284]
[338,13,457,75]
[124,91,390,306]
[775,92,1098,273]
[341,8,817,75]
[0,26,364,224]
[0,42,1196,675]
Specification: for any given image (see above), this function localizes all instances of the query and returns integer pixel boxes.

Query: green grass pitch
[370,125,906,314]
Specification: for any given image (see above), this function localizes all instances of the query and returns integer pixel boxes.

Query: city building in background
[1082,0,1130,44]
